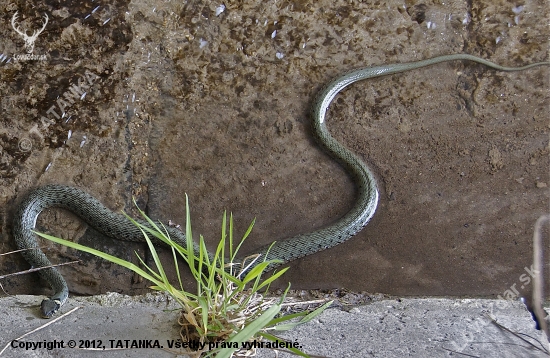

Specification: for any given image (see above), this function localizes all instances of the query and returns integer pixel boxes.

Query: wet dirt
[0,0,548,302]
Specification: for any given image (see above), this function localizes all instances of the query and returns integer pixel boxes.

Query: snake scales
[14,54,549,318]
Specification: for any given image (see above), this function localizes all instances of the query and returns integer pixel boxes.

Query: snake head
[40,298,61,318]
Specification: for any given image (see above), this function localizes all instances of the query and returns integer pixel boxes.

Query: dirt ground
[0,0,548,304]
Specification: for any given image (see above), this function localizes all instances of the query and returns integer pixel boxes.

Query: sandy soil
[0,0,548,302]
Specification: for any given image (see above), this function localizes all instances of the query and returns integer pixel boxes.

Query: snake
[13,54,549,318]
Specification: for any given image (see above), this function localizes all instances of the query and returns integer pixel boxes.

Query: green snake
[13,54,549,318]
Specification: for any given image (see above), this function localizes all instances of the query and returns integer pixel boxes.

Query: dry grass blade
[0,306,81,356]
[441,347,481,357]
[485,314,549,354]
[280,299,327,307]
[0,247,51,256]
[532,214,550,341]
[270,349,332,358]
[0,260,80,280]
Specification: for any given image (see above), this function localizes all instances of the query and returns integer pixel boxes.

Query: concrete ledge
[0,294,547,357]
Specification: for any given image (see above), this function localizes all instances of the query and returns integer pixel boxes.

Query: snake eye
[40,299,61,318]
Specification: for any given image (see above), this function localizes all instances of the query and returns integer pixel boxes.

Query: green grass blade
[258,332,309,357]
[232,218,255,260]
[184,194,198,278]
[241,261,271,284]
[197,236,211,291]
[214,212,227,275]
[256,267,289,291]
[134,251,163,281]
[200,237,217,291]
[198,297,209,334]
[171,245,184,292]
[34,231,163,287]
[219,270,245,291]
[230,213,235,260]
[140,229,170,286]
[264,309,313,326]
[215,304,281,358]
[271,300,333,331]
[123,202,175,246]
[196,234,205,295]
[240,217,255,241]
[125,200,164,235]
[267,311,309,327]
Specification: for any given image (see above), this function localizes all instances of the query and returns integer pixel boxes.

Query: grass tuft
[36,195,331,357]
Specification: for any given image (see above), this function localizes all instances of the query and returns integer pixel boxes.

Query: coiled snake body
[14,54,549,318]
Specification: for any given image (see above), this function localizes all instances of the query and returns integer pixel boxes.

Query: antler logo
[11,11,48,54]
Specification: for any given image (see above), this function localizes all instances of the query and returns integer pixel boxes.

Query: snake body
[13,54,549,318]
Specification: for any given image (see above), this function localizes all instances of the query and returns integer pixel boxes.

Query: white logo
[11,11,48,54]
